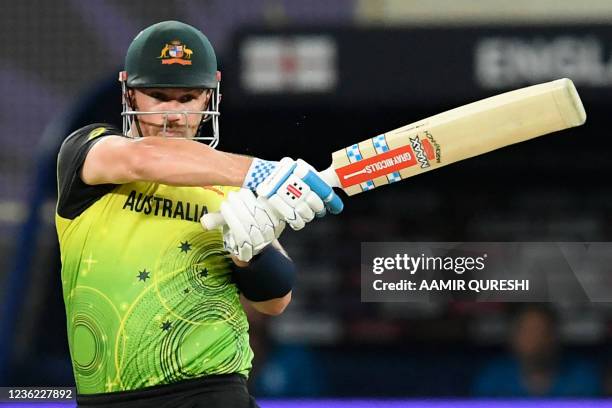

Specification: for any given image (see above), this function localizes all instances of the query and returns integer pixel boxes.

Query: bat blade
[319,78,586,196]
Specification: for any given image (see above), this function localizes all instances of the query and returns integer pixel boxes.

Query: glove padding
[256,157,343,230]
[219,189,285,262]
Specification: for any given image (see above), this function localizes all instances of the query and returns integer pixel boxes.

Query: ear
[202,89,213,109]
[127,88,138,110]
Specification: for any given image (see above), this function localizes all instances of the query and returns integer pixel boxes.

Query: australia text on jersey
[122,190,208,222]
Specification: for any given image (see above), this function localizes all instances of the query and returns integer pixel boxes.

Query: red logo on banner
[335,145,417,188]
[422,138,435,160]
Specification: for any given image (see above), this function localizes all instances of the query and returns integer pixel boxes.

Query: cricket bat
[319,77,585,195]
[203,78,586,227]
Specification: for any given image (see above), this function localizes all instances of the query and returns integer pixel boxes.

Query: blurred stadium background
[1,0,612,405]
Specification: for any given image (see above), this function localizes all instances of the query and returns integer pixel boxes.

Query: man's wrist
[242,158,278,191]
[231,245,295,302]
[231,254,249,268]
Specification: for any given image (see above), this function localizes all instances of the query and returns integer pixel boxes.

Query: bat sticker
[335,145,417,188]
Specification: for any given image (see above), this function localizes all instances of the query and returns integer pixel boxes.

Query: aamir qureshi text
[372,278,530,293]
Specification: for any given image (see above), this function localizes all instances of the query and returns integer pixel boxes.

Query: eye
[178,94,196,103]
[149,92,169,102]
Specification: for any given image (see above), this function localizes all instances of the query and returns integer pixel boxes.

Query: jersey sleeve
[56,123,121,219]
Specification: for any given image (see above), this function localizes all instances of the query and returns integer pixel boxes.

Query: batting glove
[256,158,344,230]
[219,189,285,262]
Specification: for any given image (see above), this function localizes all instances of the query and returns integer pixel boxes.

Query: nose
[160,100,187,124]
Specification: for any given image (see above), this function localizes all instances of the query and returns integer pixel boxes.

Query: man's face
[130,88,212,138]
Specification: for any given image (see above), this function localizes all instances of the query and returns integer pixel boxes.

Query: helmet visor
[121,81,221,147]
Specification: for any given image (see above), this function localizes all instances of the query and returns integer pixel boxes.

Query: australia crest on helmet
[158,40,193,65]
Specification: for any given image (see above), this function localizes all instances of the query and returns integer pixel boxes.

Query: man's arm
[232,240,293,316]
[82,135,252,187]
[82,135,343,236]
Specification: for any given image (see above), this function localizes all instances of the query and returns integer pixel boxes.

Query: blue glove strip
[324,192,344,215]
[264,162,297,198]
[301,170,344,215]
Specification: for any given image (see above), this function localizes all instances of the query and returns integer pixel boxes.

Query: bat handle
[319,166,341,189]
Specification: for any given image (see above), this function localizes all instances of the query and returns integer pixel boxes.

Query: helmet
[119,20,221,147]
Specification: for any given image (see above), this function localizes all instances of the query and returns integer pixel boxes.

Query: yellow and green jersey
[55,124,252,395]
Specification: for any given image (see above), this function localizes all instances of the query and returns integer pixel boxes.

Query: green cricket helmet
[119,20,221,147]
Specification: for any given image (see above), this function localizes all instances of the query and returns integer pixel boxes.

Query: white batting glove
[256,158,343,230]
[218,189,285,262]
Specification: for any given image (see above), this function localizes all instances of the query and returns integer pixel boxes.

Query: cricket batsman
[55,20,342,407]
